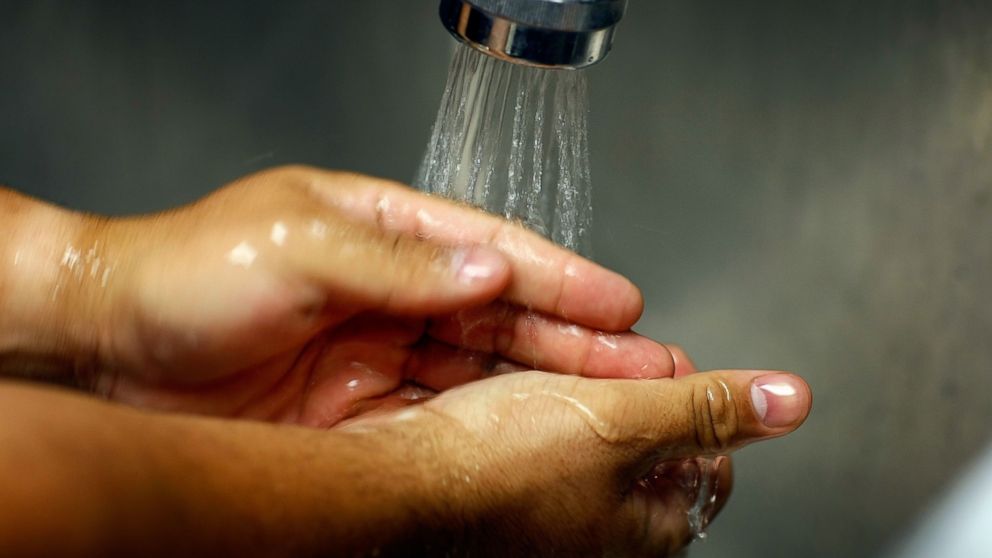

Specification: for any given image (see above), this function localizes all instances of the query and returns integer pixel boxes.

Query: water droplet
[557,323,582,337]
[226,241,258,268]
[596,333,620,350]
[309,219,328,239]
[394,409,420,422]
[270,221,288,246]
[61,245,81,269]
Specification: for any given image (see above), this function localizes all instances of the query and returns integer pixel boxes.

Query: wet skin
[0,166,811,556]
[4,166,675,424]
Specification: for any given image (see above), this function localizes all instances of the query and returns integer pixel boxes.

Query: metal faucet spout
[439,0,627,69]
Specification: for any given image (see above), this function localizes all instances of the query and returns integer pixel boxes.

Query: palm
[101,312,461,426]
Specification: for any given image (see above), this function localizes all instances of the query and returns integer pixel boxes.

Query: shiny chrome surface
[438,0,627,69]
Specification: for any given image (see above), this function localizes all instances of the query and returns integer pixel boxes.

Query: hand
[347,365,811,557]
[37,166,674,425]
[0,351,802,558]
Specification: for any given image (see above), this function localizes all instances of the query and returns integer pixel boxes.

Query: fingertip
[599,274,645,331]
[666,344,698,377]
[749,373,812,429]
[417,244,511,313]
[686,370,812,435]
[451,245,511,290]
[370,243,511,316]
[567,274,644,332]
[635,370,812,459]
[621,278,645,329]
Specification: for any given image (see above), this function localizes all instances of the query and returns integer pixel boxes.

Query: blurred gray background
[3,1,991,556]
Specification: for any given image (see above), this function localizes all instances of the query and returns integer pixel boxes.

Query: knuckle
[226,164,317,198]
[269,163,314,177]
[260,164,316,186]
[382,231,448,285]
[689,379,740,452]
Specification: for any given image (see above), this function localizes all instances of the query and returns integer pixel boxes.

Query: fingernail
[452,247,506,285]
[750,374,807,427]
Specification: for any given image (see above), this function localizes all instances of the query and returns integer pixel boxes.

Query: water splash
[644,455,726,541]
[415,43,593,255]
[685,456,723,539]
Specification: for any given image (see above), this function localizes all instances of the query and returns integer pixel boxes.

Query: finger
[300,168,644,331]
[603,370,812,463]
[405,340,528,392]
[324,316,531,392]
[428,303,674,379]
[279,205,511,316]
[666,344,698,378]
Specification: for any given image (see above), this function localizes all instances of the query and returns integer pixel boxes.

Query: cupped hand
[345,365,810,557]
[64,166,674,425]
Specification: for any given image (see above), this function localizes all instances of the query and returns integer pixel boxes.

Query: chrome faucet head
[439,0,627,69]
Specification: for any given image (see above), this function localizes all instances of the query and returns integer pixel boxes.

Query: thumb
[284,215,511,315]
[608,370,812,464]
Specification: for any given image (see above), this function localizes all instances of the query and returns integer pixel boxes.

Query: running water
[415,43,592,255]
[684,457,723,539]
[416,42,719,544]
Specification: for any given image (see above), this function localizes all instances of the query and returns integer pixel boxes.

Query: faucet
[438,0,628,69]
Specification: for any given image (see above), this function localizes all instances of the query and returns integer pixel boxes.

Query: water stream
[416,42,718,544]
[415,43,592,255]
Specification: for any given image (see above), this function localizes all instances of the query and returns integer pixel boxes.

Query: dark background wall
[3,2,991,557]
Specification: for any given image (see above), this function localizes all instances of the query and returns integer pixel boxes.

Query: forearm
[0,381,430,557]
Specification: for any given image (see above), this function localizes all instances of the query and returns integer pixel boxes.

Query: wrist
[319,415,494,555]
[152,417,446,556]
[288,425,448,556]
[0,188,109,381]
